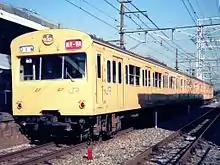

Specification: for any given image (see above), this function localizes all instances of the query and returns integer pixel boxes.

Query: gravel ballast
[50,128,173,165]
[187,139,220,165]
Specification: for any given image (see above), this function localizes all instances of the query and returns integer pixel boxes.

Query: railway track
[124,108,220,165]
[0,141,74,165]
[0,128,133,165]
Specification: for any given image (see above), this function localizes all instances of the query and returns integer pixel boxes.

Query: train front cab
[10,29,97,135]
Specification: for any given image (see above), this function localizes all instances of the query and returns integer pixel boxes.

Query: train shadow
[132,93,204,129]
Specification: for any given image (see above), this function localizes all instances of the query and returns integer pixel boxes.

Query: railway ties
[0,141,84,165]
[0,127,133,165]
[124,107,220,165]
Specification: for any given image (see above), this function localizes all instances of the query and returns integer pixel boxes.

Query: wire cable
[64,0,118,31]
[129,2,195,58]
[181,0,197,24]
[82,0,118,23]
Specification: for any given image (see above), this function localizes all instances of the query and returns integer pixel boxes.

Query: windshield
[20,53,86,81]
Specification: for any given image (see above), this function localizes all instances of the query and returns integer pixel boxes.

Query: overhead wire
[64,0,185,67]
[186,0,199,19]
[195,0,204,17]
[63,0,141,43]
[104,0,177,62]
[184,0,210,50]
[181,0,197,24]
[122,6,177,62]
[129,2,195,59]
[82,0,118,23]
[64,0,118,30]
[122,5,173,53]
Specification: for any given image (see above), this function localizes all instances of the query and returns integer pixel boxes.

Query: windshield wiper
[66,71,74,82]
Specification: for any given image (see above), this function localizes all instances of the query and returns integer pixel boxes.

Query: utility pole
[119,1,125,49]
[119,0,145,49]
[175,48,179,71]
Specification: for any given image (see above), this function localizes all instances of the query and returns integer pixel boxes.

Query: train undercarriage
[14,99,209,143]
[15,111,127,142]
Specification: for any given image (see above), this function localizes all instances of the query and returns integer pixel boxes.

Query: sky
[1,0,220,70]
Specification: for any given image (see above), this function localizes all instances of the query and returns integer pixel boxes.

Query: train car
[10,29,213,140]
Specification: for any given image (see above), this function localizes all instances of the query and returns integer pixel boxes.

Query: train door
[96,54,103,105]
[111,56,124,110]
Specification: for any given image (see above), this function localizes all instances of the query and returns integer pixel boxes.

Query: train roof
[0,53,10,70]
[90,34,212,86]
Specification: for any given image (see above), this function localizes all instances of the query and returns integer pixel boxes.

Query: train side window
[148,70,151,86]
[142,70,145,86]
[118,62,122,84]
[154,72,162,88]
[97,54,101,78]
[129,65,135,85]
[184,80,186,89]
[153,72,156,87]
[163,75,168,88]
[125,65,128,84]
[145,70,148,86]
[176,78,179,89]
[163,75,165,88]
[180,79,183,89]
[169,77,172,89]
[136,67,140,86]
[158,73,162,88]
[107,60,111,83]
[112,61,116,83]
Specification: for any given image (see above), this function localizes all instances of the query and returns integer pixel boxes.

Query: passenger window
[148,70,151,86]
[136,67,140,86]
[181,79,183,89]
[145,70,148,86]
[153,72,155,87]
[158,73,162,88]
[169,76,174,89]
[112,61,116,83]
[107,60,111,83]
[125,65,128,84]
[176,78,179,89]
[129,65,134,85]
[169,77,172,88]
[97,54,101,78]
[163,75,168,88]
[118,62,122,84]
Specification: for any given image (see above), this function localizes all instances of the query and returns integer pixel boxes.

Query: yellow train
[10,29,213,140]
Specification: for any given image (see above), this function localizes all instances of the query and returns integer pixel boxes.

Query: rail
[124,107,219,165]
[174,110,220,164]
[0,127,133,165]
